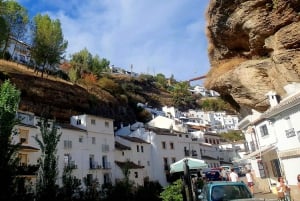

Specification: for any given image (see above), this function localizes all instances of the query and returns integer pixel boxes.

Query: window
[205,138,208,143]
[141,146,144,152]
[260,124,269,137]
[271,159,282,177]
[92,137,96,144]
[122,151,124,156]
[19,129,29,144]
[134,172,138,178]
[102,144,109,152]
[91,119,96,125]
[105,121,109,128]
[76,119,81,125]
[137,145,140,152]
[64,140,72,149]
[162,141,166,149]
[172,157,176,163]
[185,134,189,138]
[79,136,83,143]
[19,153,27,165]
[170,142,174,149]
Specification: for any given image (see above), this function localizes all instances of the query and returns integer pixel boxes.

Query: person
[276,177,290,201]
[229,168,239,182]
[297,174,300,190]
[245,169,254,195]
[221,167,228,181]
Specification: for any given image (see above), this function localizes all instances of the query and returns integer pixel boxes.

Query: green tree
[70,48,110,78]
[171,81,194,109]
[0,80,21,201]
[0,16,9,52]
[1,0,28,59]
[220,130,244,142]
[31,14,68,78]
[154,73,167,89]
[160,179,183,201]
[34,117,62,201]
[57,166,81,201]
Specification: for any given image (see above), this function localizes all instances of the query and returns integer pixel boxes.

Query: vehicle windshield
[211,185,252,201]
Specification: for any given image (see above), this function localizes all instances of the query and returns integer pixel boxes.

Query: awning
[243,145,276,159]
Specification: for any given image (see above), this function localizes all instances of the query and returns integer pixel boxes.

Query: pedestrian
[245,169,254,195]
[229,168,239,182]
[297,174,300,190]
[221,167,228,181]
[276,177,290,201]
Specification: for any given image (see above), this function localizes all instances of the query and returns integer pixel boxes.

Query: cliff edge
[205,0,300,115]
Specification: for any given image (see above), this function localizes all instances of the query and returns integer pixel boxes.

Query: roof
[243,145,276,159]
[59,123,86,131]
[115,161,144,169]
[115,141,131,150]
[20,145,39,152]
[119,136,150,144]
[147,126,181,136]
[201,155,218,160]
[263,91,300,118]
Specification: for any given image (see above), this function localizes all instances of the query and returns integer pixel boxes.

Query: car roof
[205,181,247,186]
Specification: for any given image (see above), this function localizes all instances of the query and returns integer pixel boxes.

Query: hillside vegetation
[0,60,236,126]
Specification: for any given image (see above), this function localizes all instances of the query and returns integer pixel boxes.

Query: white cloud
[18,0,210,82]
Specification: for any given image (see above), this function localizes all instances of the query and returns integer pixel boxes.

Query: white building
[238,83,300,198]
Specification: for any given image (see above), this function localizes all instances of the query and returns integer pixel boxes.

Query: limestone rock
[205,0,300,114]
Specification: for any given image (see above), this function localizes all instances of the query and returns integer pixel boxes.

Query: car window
[222,185,252,200]
[211,186,225,201]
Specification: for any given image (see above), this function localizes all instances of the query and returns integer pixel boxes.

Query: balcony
[191,150,197,156]
[102,162,111,169]
[17,164,39,176]
[90,161,102,169]
[285,128,296,138]
[184,149,190,157]
[65,160,78,169]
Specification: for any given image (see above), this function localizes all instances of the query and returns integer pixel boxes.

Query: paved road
[254,191,277,200]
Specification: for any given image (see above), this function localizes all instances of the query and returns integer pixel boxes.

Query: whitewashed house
[5,37,31,64]
[238,83,300,198]
[65,114,115,186]
[114,135,151,186]
[12,111,41,184]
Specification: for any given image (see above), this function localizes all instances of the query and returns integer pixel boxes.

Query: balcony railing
[65,160,78,169]
[102,162,111,169]
[17,164,39,176]
[90,161,102,169]
[191,150,197,156]
[184,150,190,156]
[285,128,296,138]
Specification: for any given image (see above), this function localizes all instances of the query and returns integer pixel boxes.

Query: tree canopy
[69,48,110,82]
[0,0,28,58]
[0,80,21,201]
[31,14,67,77]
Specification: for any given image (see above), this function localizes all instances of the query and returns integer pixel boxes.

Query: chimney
[266,91,280,107]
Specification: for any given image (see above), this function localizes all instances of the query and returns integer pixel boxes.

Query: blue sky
[18,0,210,84]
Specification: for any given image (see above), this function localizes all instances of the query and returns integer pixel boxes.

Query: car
[204,170,222,181]
[198,181,253,201]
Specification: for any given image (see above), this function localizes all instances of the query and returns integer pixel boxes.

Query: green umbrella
[170,157,208,174]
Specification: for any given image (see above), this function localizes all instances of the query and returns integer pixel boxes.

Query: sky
[18,0,211,84]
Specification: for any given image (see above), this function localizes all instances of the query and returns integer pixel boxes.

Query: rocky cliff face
[205,0,300,115]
